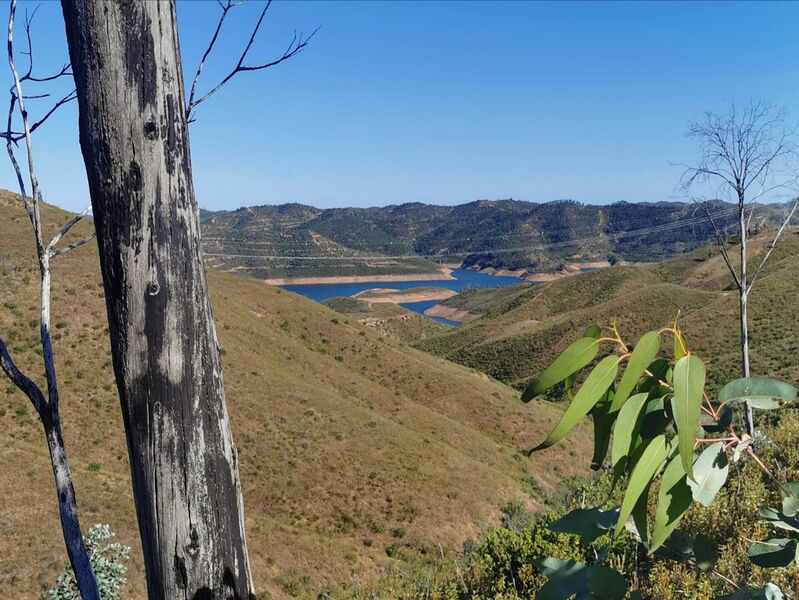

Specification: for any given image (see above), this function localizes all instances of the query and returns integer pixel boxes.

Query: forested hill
[200,199,796,279]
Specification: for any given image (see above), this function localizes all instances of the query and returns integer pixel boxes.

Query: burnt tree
[60,1,254,597]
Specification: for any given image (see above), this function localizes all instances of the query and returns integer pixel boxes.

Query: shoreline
[355,288,457,304]
[265,259,623,287]
[424,304,478,324]
[265,269,455,286]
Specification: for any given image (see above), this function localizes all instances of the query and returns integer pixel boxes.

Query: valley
[3,195,799,599]
[0,194,591,598]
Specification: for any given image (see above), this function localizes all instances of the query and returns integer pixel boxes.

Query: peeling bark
[60,2,255,597]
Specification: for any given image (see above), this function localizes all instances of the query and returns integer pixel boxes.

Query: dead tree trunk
[60,2,255,597]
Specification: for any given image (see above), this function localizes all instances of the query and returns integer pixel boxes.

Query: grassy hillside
[200,199,797,279]
[416,231,799,392]
[322,297,448,343]
[0,193,589,598]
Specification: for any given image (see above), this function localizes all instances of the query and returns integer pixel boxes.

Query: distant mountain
[200,199,796,279]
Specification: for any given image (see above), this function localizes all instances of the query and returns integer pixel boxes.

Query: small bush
[46,524,130,600]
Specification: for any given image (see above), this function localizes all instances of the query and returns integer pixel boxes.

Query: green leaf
[584,324,602,339]
[611,331,661,412]
[639,359,670,394]
[758,506,799,533]
[590,387,615,469]
[615,434,668,539]
[587,565,628,599]
[673,355,706,480]
[718,378,798,408]
[781,481,799,499]
[548,508,618,544]
[564,372,576,401]
[651,452,691,552]
[783,496,799,517]
[688,442,729,507]
[674,330,687,361]
[522,337,600,401]
[631,480,652,546]
[639,395,670,440]
[534,558,589,600]
[611,392,648,473]
[748,538,797,568]
[533,558,627,600]
[533,355,620,451]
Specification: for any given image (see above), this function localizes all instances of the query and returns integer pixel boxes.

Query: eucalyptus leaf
[615,435,668,539]
[747,538,797,568]
[674,330,687,361]
[758,506,799,533]
[673,355,706,480]
[688,442,729,507]
[548,508,618,544]
[584,324,602,339]
[587,565,627,599]
[639,358,670,394]
[611,392,648,473]
[780,481,799,500]
[590,388,615,469]
[718,377,797,408]
[631,480,652,545]
[533,355,620,451]
[651,452,691,552]
[522,337,601,401]
[639,395,670,440]
[611,331,661,412]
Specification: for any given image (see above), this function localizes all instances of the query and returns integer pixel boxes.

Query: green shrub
[45,524,130,600]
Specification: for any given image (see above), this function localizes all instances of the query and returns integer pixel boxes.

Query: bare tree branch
[692,199,742,290]
[186,0,318,121]
[0,336,45,417]
[51,232,97,258]
[46,204,92,254]
[3,2,100,595]
[186,0,237,114]
[748,197,799,292]
[680,99,798,439]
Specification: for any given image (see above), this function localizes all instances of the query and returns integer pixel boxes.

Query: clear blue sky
[3,0,799,212]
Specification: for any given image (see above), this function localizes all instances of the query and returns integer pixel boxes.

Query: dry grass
[0,192,590,599]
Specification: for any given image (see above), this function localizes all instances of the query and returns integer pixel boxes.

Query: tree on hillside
[679,99,799,436]
[60,0,313,596]
[0,2,100,597]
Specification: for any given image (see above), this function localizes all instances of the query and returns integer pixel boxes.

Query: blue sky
[3,0,799,212]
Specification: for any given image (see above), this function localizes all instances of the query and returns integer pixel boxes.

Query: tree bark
[60,2,255,597]
[738,193,754,437]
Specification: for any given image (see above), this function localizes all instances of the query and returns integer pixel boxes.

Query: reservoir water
[281,268,523,326]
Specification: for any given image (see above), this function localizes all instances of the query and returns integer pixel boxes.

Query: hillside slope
[200,199,796,279]
[416,232,799,391]
[0,194,588,598]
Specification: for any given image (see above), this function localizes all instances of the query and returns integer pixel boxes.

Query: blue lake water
[281,268,523,326]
